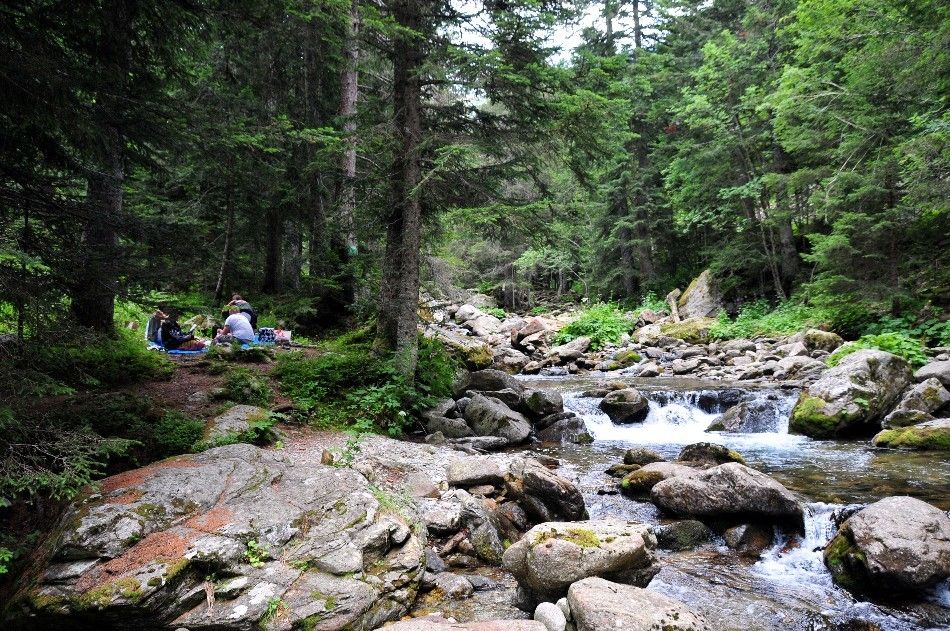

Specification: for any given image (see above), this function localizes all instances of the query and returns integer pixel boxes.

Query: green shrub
[484,307,506,319]
[30,329,174,388]
[710,300,834,339]
[632,291,667,315]
[529,306,547,315]
[196,412,280,450]
[866,310,950,347]
[0,546,13,576]
[223,368,273,406]
[154,412,204,458]
[827,333,929,368]
[554,303,632,350]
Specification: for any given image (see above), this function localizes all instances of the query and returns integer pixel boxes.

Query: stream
[446,375,950,631]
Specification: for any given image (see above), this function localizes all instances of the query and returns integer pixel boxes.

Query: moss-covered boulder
[789,349,912,438]
[677,269,723,319]
[660,317,717,343]
[620,462,698,497]
[800,328,844,353]
[872,418,950,450]
[824,496,950,596]
[676,442,745,466]
[882,377,950,428]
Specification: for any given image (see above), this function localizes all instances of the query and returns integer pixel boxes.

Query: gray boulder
[824,496,950,595]
[623,447,664,466]
[206,404,269,441]
[772,355,826,381]
[533,601,567,631]
[620,462,699,497]
[455,369,524,398]
[463,394,531,445]
[505,458,587,523]
[22,444,425,630]
[650,462,804,529]
[915,360,950,387]
[599,388,649,424]
[677,269,723,319]
[790,349,912,438]
[548,336,591,364]
[426,416,475,439]
[567,577,710,631]
[882,377,950,428]
[537,417,591,444]
[523,389,564,419]
[799,329,844,353]
[446,456,505,488]
[502,520,659,602]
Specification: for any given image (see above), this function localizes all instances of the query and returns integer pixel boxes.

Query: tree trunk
[632,0,642,49]
[619,224,637,299]
[262,207,283,294]
[309,176,326,279]
[72,0,132,332]
[282,219,303,290]
[214,193,234,303]
[337,0,360,256]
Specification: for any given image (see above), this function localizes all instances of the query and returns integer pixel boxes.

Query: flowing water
[516,375,950,631]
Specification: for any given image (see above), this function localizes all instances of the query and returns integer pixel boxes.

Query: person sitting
[145,309,168,345]
[160,314,206,351]
[214,306,255,345]
[227,294,258,329]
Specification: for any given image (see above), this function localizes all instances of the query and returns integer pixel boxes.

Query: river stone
[523,389,564,419]
[447,456,505,487]
[502,520,659,602]
[567,577,711,631]
[914,360,950,387]
[824,496,950,595]
[505,457,587,523]
[599,388,649,424]
[548,336,592,364]
[623,447,664,466]
[434,572,475,599]
[427,415,475,438]
[537,417,591,444]
[463,394,531,445]
[534,601,567,631]
[620,462,699,497]
[651,462,804,529]
[772,355,826,381]
[206,404,269,441]
[654,520,714,551]
[882,377,950,428]
[800,329,844,353]
[456,369,525,398]
[790,349,912,438]
[22,443,425,630]
[385,616,547,630]
[677,269,722,320]
[872,418,950,450]
[677,442,746,466]
[638,362,660,377]
[423,398,457,421]
[723,523,774,557]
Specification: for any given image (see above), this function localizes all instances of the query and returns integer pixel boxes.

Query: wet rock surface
[566,577,711,631]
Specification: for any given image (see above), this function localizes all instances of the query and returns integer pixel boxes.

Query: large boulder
[650,462,804,529]
[18,444,425,630]
[446,456,505,488]
[677,269,723,319]
[567,577,710,631]
[872,418,950,450]
[800,329,844,353]
[789,349,912,438]
[620,462,698,497]
[772,355,826,381]
[463,394,531,445]
[456,369,524,398]
[659,317,716,344]
[882,377,950,428]
[676,442,745,466]
[547,336,592,364]
[502,520,659,602]
[824,496,950,595]
[914,360,950,388]
[599,389,649,424]
[505,458,587,523]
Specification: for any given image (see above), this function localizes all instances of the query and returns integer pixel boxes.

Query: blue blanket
[147,341,208,355]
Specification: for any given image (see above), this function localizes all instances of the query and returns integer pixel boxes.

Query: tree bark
[337,0,360,256]
[72,0,132,331]
[214,192,234,303]
[262,206,283,294]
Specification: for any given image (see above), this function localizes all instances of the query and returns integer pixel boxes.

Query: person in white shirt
[214,307,255,344]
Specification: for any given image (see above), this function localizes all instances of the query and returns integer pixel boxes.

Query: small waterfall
[754,502,841,586]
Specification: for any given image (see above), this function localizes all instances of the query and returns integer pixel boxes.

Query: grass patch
[710,300,833,340]
[554,303,633,350]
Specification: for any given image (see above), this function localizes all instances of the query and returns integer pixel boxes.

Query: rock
[455,304,484,323]
[660,317,717,344]
[654,520,714,551]
[772,355,826,381]
[651,462,804,529]
[406,472,441,499]
[471,388,523,410]
[612,349,641,368]
[523,389,564,419]
[426,416,475,439]
[434,572,475,599]
[677,269,723,320]
[534,601,567,631]
[775,341,809,358]
[537,417,591,444]
[620,462,698,497]
[872,418,950,450]
[723,339,756,353]
[22,444,425,630]
[548,337,592,364]
[824,496,950,595]
[466,314,503,338]
[790,350,912,438]
[711,399,787,433]
[623,447,664,466]
[463,394,531,445]
[914,360,950,387]
[638,362,659,377]
[505,458,587,523]
[502,520,659,602]
[671,357,702,374]
[676,442,745,466]
[469,521,505,565]
[723,523,774,557]
[493,347,530,373]
[556,597,571,621]
[801,329,844,353]
[522,361,543,374]
[385,615,547,630]
[206,404,270,441]
[422,398,457,422]
[567,577,710,631]
[456,369,525,398]
[882,378,950,427]
[447,457,505,487]
[599,389,649,424]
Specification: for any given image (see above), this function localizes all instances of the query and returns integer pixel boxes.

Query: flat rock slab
[387,617,546,630]
[207,404,269,440]
[447,456,505,488]
[21,443,425,630]
[567,577,711,631]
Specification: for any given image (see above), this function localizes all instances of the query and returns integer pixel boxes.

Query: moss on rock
[660,318,716,343]
[872,423,950,451]
[789,395,843,439]
[620,469,665,496]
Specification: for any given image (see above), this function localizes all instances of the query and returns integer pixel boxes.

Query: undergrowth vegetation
[554,303,632,350]
[274,331,456,436]
[827,333,929,368]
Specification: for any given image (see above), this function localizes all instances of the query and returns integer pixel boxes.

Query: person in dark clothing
[159,315,206,351]
[227,294,257,329]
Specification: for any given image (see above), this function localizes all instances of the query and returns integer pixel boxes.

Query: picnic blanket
[147,341,209,355]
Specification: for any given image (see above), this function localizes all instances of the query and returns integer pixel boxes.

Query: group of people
[145,295,259,351]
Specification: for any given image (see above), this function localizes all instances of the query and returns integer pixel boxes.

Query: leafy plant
[154,412,205,458]
[827,333,929,368]
[245,539,268,568]
[0,546,14,575]
[632,291,667,315]
[710,300,834,339]
[554,303,632,350]
[484,307,506,318]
